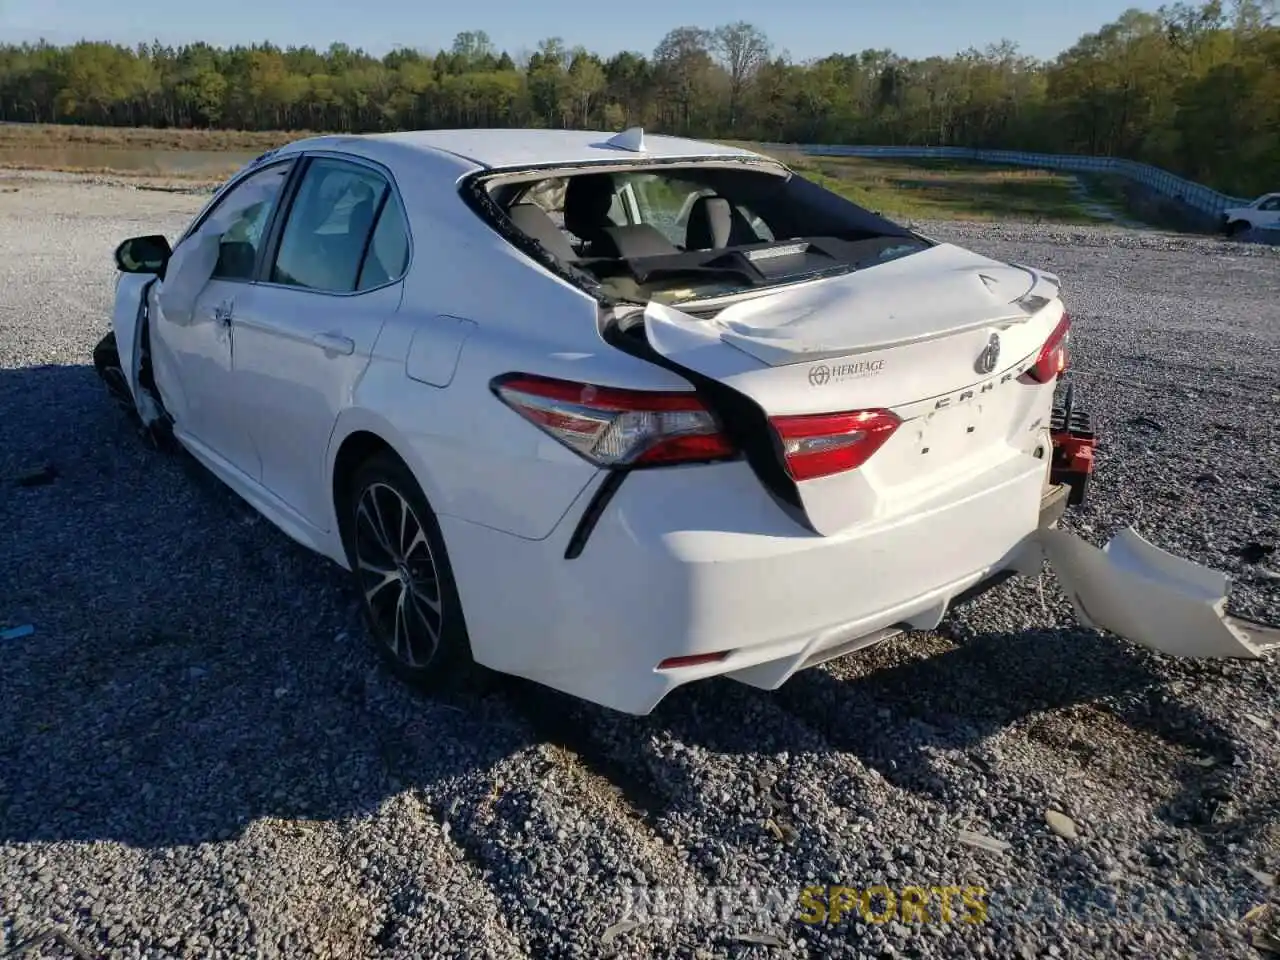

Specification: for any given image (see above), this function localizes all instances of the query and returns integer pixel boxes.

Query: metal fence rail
[762,143,1253,217]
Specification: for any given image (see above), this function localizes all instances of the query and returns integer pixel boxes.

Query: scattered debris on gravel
[1,179,1278,959]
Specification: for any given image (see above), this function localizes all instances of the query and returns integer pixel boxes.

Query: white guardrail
[764,143,1252,217]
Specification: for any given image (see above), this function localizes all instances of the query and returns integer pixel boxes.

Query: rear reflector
[657,651,730,670]
[492,373,736,468]
[771,409,901,482]
[1022,312,1071,384]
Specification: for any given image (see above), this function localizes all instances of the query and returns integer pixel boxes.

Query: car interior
[270,165,403,292]
[488,165,930,306]
[208,159,408,293]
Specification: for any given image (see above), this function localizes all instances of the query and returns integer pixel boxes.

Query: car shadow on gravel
[643,624,1259,854]
[770,626,1238,777]
[0,362,514,850]
[0,363,1260,866]
[480,615,1259,860]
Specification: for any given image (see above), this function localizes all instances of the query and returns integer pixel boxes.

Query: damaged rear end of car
[444,142,1276,713]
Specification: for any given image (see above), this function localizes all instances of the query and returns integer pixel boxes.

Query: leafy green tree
[711,22,770,130]
[652,27,714,134]
[0,7,1274,195]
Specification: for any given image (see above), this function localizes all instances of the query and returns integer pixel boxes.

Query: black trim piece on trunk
[601,319,809,528]
[696,375,803,514]
[564,469,629,559]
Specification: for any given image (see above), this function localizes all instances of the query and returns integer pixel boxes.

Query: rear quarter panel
[339,166,697,541]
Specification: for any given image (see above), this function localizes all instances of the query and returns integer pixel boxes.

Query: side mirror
[115,234,172,275]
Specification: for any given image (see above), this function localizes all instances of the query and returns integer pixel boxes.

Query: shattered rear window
[480,162,927,306]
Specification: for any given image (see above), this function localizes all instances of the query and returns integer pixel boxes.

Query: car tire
[345,451,474,690]
[1226,220,1249,237]
[94,329,179,452]
[92,331,136,415]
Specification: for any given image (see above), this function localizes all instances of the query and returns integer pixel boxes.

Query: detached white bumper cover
[1041,527,1280,658]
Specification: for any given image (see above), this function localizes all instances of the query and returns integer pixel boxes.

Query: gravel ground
[2,173,1279,960]
[1239,226,1280,246]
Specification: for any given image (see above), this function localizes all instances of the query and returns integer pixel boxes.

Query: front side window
[207,161,293,281]
[271,158,395,293]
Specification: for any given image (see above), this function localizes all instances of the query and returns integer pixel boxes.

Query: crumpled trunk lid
[640,242,1065,537]
[699,242,1059,366]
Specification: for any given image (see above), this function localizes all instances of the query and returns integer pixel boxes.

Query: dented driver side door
[152,160,295,482]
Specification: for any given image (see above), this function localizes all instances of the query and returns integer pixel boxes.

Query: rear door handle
[312,332,355,355]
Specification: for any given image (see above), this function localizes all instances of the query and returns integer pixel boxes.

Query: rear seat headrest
[686,196,734,249]
[686,195,760,249]
[506,202,578,262]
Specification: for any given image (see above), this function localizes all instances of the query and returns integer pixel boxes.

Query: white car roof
[277,128,764,173]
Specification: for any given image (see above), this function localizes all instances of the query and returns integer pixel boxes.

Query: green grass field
[0,122,296,152]
[734,143,1117,224]
[0,123,1136,224]
[0,123,291,180]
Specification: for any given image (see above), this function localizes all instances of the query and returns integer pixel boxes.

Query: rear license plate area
[913,399,1001,461]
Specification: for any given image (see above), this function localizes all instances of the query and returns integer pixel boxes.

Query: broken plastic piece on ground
[1040,526,1280,659]
[600,920,641,945]
[1,624,35,641]
[1,926,98,960]
[957,829,1011,854]
[733,932,786,947]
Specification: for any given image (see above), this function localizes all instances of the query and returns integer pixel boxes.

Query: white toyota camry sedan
[96,127,1273,714]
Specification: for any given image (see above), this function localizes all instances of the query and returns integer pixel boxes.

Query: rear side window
[271,158,395,293]
[357,191,410,290]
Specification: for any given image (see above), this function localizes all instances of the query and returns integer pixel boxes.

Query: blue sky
[2,0,1160,62]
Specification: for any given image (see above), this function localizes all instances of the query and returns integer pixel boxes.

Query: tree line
[0,1,1276,196]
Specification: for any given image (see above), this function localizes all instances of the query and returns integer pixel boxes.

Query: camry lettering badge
[975,333,1001,375]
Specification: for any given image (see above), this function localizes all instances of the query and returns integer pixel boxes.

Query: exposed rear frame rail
[1050,380,1096,506]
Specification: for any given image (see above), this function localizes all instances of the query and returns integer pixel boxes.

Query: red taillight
[1023,313,1071,384]
[770,409,901,482]
[492,374,736,468]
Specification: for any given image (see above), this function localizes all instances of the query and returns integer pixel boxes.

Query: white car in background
[1222,192,1280,235]
[96,127,1275,715]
